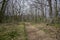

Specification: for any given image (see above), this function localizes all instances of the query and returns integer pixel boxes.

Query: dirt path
[25,23,57,40]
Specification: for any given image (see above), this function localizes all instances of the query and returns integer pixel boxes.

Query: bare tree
[47,0,52,18]
[55,0,58,17]
[0,0,9,23]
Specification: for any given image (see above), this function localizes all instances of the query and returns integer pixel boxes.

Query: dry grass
[0,23,26,40]
[0,22,59,40]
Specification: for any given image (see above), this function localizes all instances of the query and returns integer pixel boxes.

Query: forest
[0,0,60,40]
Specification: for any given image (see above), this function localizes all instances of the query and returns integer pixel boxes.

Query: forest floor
[0,22,59,40]
[25,22,57,40]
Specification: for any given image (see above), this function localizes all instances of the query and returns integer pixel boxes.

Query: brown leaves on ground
[25,23,57,40]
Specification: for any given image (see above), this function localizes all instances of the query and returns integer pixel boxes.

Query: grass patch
[0,23,28,40]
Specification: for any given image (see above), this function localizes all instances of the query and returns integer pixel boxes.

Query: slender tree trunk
[47,0,53,24]
[41,0,44,17]
[48,0,52,18]
[0,0,6,23]
[55,0,58,17]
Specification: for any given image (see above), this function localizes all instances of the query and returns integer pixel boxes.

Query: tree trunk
[55,0,58,17]
[48,0,52,18]
[0,0,6,23]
